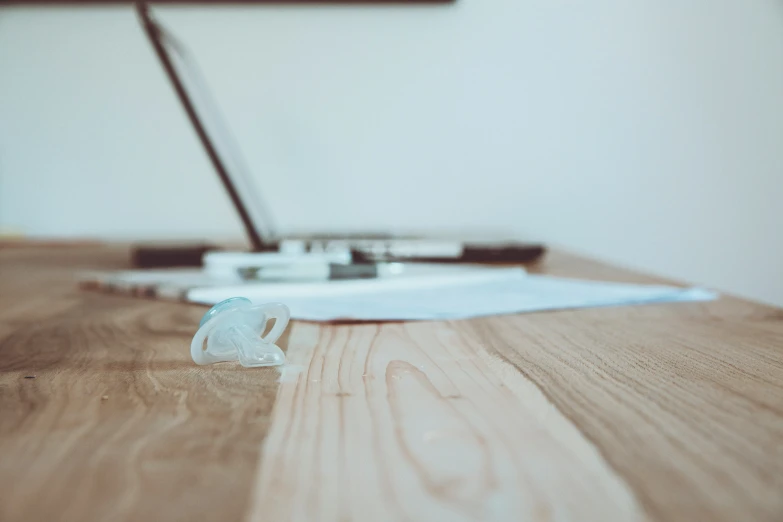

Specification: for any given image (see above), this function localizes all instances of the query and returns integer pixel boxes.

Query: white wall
[1,1,782,306]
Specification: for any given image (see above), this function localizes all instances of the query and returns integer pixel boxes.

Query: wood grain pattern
[2,244,783,522]
[248,322,643,521]
[464,312,783,522]
[0,245,281,522]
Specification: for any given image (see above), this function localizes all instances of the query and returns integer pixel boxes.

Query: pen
[240,262,406,282]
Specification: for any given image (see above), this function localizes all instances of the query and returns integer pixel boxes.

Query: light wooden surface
[1,244,782,522]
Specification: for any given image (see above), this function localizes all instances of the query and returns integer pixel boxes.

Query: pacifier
[191,297,290,367]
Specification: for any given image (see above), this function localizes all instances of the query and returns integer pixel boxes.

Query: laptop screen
[137,2,275,249]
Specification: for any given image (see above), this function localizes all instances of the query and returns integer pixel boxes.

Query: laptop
[134,2,544,265]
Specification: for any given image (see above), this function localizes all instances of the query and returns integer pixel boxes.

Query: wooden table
[1,244,782,522]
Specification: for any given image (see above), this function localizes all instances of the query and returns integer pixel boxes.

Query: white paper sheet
[186,268,717,322]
